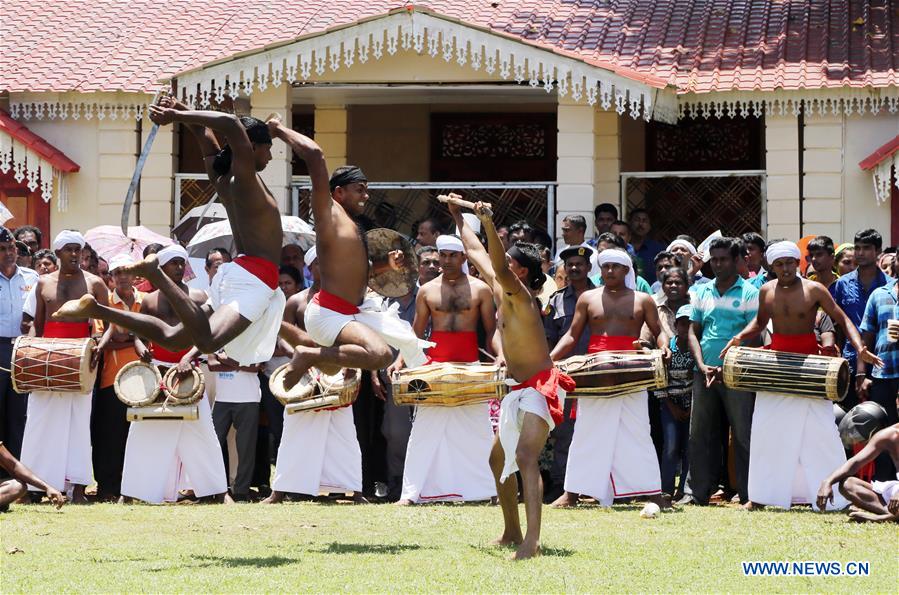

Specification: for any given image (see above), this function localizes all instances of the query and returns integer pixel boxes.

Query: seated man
[0,442,65,510]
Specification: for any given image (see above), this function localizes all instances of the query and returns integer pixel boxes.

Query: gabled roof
[0,110,79,172]
[859,134,899,169]
[1,0,896,96]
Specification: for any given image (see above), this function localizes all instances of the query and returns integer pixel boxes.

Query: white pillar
[314,105,348,170]
[802,113,845,240]
[97,117,138,228]
[250,85,292,213]
[556,101,596,244]
[765,114,801,240]
[594,109,621,214]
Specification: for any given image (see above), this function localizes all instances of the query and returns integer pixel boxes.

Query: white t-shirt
[214,369,261,403]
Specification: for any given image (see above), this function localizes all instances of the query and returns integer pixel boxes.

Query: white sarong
[207,261,287,365]
[564,391,662,506]
[20,391,92,492]
[873,474,899,505]
[400,403,496,503]
[271,405,361,495]
[120,397,226,503]
[498,386,558,483]
[304,295,434,368]
[748,392,848,510]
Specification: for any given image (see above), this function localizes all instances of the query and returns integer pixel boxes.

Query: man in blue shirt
[688,237,759,506]
[858,254,898,481]
[830,229,889,409]
[628,208,666,284]
[0,226,39,460]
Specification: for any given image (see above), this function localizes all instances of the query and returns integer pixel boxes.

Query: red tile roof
[1,0,896,96]
[0,110,79,172]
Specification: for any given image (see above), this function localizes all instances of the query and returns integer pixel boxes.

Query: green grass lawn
[1,501,896,593]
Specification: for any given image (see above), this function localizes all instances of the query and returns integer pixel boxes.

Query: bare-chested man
[119,245,228,505]
[264,245,365,504]
[722,240,884,510]
[549,248,670,509]
[0,442,65,511]
[54,97,287,368]
[449,195,574,560]
[19,230,106,504]
[818,423,899,522]
[395,234,499,505]
[271,125,431,388]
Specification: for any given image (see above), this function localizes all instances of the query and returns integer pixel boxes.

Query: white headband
[666,239,697,255]
[156,244,189,267]
[596,248,636,290]
[435,234,465,253]
[304,246,318,267]
[52,230,85,251]
[108,254,134,272]
[765,240,801,265]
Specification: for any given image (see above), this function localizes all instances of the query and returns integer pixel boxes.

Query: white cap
[52,230,86,251]
[156,244,189,266]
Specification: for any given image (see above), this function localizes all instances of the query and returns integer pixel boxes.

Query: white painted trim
[0,127,67,205]
[678,88,899,119]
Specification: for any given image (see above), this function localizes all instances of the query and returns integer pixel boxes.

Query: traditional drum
[127,404,199,422]
[114,361,162,408]
[11,336,97,394]
[269,366,361,413]
[557,350,668,398]
[722,346,849,402]
[392,363,507,407]
[161,366,205,405]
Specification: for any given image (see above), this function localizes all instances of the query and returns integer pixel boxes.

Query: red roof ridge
[859,134,899,170]
[0,109,79,172]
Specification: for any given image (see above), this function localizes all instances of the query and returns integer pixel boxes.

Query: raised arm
[550,295,589,360]
[266,119,331,223]
[159,96,221,181]
[447,197,494,287]
[474,202,521,296]
[478,283,499,357]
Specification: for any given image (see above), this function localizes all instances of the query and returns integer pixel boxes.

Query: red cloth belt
[312,289,360,315]
[768,333,819,355]
[234,255,279,290]
[43,321,91,339]
[588,335,638,353]
[511,367,576,427]
[151,343,190,364]
[426,331,479,363]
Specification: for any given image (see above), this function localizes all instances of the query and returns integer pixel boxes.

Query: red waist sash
[588,335,638,353]
[312,289,360,315]
[151,343,191,364]
[511,367,576,426]
[43,321,91,339]
[234,255,279,290]
[426,331,479,363]
[769,333,819,356]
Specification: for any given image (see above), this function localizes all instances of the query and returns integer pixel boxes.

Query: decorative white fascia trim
[0,129,68,206]
[677,88,899,119]
[9,92,150,121]
[172,11,670,122]
[872,154,897,206]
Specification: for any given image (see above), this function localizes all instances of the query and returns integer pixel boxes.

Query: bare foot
[741,501,764,511]
[51,294,99,320]
[550,491,578,508]
[512,541,541,560]
[848,510,897,523]
[70,493,91,505]
[282,348,317,391]
[260,491,285,505]
[395,499,413,506]
[490,533,523,547]
[120,254,160,280]
[220,493,235,505]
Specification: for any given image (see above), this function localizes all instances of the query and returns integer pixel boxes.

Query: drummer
[721,240,883,511]
[20,230,107,504]
[393,234,499,505]
[119,245,229,504]
[263,245,365,505]
[549,248,670,509]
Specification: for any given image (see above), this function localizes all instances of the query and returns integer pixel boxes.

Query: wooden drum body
[114,361,202,421]
[723,346,849,402]
[269,366,361,414]
[161,366,204,405]
[392,363,507,407]
[11,336,96,394]
[558,350,668,398]
[114,361,161,407]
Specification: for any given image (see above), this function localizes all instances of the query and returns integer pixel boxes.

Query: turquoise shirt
[589,273,653,295]
[689,276,759,367]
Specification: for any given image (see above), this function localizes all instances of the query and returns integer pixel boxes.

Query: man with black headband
[54,97,289,373]
[447,193,575,561]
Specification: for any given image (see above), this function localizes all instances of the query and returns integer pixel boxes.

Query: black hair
[416,245,438,257]
[807,235,835,255]
[658,266,690,286]
[628,207,649,220]
[419,217,444,235]
[212,116,272,175]
[509,220,533,236]
[653,250,674,265]
[508,242,545,290]
[563,214,587,232]
[854,228,883,251]
[329,165,368,193]
[611,220,631,231]
[278,265,302,286]
[13,225,42,245]
[15,241,30,257]
[205,248,229,268]
[741,232,766,251]
[144,243,164,257]
[533,229,553,252]
[596,232,626,249]
[594,203,618,219]
[32,249,56,267]
[709,237,741,260]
